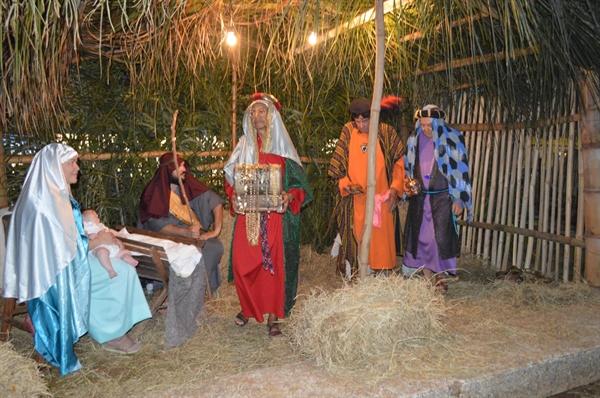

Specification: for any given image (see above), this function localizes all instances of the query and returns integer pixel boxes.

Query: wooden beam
[452,114,580,132]
[418,48,534,75]
[296,0,413,53]
[6,150,231,165]
[457,220,585,248]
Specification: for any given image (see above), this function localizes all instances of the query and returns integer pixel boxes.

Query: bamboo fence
[446,91,583,282]
[4,93,585,282]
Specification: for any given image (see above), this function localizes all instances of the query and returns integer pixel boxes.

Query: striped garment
[328,121,405,277]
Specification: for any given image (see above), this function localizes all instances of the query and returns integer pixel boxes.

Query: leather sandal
[234,311,249,327]
[434,274,449,293]
[267,322,282,337]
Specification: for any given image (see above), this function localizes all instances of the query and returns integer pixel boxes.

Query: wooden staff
[170,110,195,224]
[170,110,213,299]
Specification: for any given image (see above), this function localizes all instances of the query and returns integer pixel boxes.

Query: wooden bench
[116,225,206,339]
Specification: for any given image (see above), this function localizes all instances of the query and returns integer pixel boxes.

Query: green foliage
[2,0,600,250]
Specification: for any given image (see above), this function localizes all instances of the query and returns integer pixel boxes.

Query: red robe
[225,152,305,322]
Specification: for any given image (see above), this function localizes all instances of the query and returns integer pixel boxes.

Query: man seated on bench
[138,153,224,348]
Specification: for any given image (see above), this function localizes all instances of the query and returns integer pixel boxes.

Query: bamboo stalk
[466,98,482,252]
[477,124,491,255]
[418,48,534,75]
[562,120,576,281]
[461,92,472,250]
[231,57,238,150]
[451,114,580,132]
[491,109,506,268]
[540,126,554,274]
[547,126,560,277]
[7,152,331,166]
[357,0,385,279]
[573,128,584,282]
[516,133,533,268]
[485,127,500,261]
[7,150,232,164]
[473,97,487,255]
[484,127,506,267]
[0,129,8,208]
[500,131,517,270]
[496,119,512,269]
[512,131,526,267]
[554,127,567,281]
[534,127,547,271]
[479,123,492,257]
[502,131,523,270]
[524,137,540,269]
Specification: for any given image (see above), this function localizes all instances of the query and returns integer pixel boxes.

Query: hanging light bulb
[226,30,237,47]
[308,31,317,46]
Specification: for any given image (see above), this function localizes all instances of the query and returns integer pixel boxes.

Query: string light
[308,31,317,46]
[226,30,237,47]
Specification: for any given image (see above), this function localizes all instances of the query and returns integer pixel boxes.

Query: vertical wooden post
[580,82,600,286]
[0,130,8,208]
[231,56,238,150]
[358,0,385,279]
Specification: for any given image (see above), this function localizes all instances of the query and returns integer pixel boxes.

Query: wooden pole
[516,132,530,268]
[170,110,195,225]
[562,117,575,281]
[548,125,561,275]
[573,130,584,282]
[357,0,385,279]
[580,81,600,286]
[540,126,554,273]
[497,123,512,270]
[524,138,539,269]
[554,128,567,281]
[0,130,8,208]
[502,131,522,271]
[231,57,238,150]
[491,113,506,268]
[480,127,492,257]
[455,220,585,247]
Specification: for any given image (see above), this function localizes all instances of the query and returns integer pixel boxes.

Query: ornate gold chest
[233,164,283,212]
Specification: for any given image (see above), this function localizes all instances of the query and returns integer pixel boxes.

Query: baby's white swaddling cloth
[119,228,202,278]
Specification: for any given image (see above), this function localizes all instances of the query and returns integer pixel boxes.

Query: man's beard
[170,174,185,185]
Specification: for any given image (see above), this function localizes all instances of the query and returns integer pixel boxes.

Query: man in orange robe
[329,98,405,277]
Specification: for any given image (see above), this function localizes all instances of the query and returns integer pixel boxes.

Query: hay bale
[487,281,600,308]
[288,275,446,371]
[0,342,50,397]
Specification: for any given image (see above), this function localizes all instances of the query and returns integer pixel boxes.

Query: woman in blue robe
[3,143,151,375]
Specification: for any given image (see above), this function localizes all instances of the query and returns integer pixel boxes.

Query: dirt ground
[2,214,600,398]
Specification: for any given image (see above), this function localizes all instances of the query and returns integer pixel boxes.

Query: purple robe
[404,133,457,274]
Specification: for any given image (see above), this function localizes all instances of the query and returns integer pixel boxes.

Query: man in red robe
[224,93,312,337]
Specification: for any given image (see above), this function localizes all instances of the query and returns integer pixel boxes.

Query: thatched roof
[2,0,599,134]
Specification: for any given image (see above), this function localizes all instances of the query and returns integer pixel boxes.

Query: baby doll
[82,209,138,278]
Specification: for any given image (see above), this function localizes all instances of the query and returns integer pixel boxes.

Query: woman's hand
[452,199,465,217]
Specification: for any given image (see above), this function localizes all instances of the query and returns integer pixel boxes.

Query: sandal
[101,335,142,354]
[234,311,249,327]
[434,275,449,293]
[267,322,282,338]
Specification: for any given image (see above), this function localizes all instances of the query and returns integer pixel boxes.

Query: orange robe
[337,127,405,270]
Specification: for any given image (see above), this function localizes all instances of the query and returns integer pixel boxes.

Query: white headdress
[3,143,80,302]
